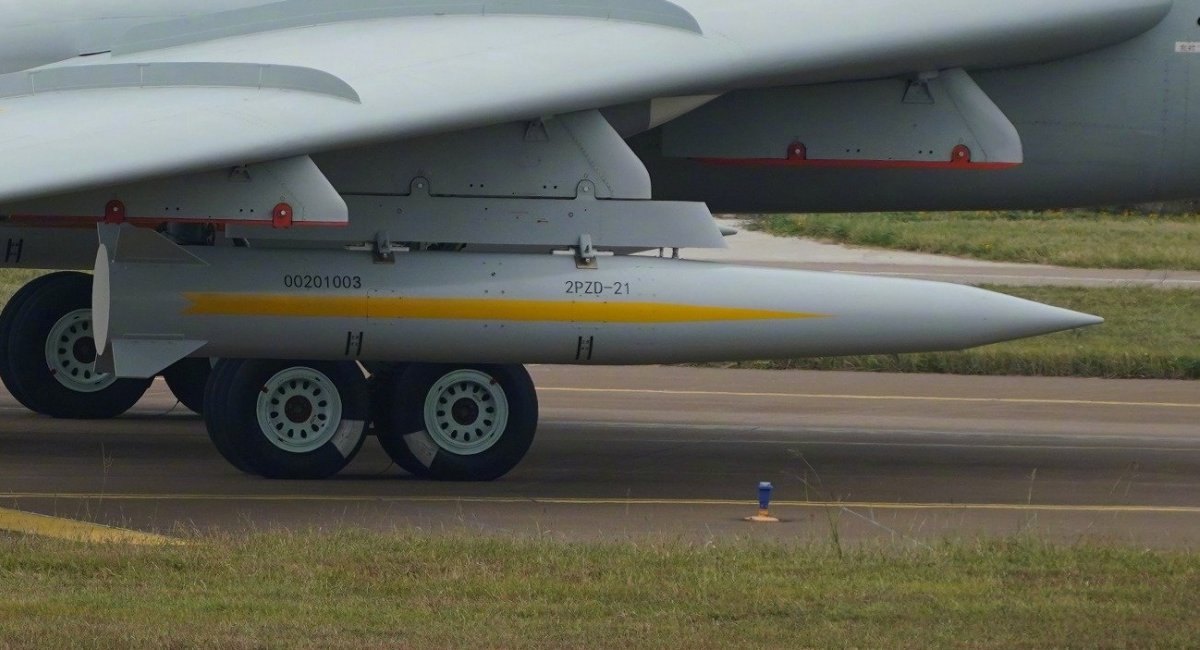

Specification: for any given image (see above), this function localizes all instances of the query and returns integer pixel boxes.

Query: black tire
[205,359,369,479]
[7,272,152,419]
[0,272,65,410]
[203,359,259,475]
[368,365,431,476]
[366,363,409,435]
[163,357,212,414]
[378,363,538,481]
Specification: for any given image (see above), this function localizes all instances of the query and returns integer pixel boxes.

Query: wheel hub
[44,309,117,393]
[256,367,343,454]
[451,398,479,426]
[71,337,97,365]
[284,395,314,423]
[423,369,509,456]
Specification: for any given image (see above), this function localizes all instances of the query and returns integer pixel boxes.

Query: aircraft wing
[0,0,1171,203]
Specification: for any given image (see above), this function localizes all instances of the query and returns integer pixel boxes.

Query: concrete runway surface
[1,366,1198,547]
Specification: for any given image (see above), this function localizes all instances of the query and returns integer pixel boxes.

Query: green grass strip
[749,211,1200,270]
[0,532,1197,649]
[0,269,48,305]
[724,285,1200,380]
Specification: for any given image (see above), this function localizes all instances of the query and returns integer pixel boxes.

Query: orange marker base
[744,509,780,523]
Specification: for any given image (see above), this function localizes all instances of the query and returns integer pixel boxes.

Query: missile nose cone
[1036,305,1099,333]
[1016,301,1103,335]
[883,281,1106,352]
[1070,311,1105,329]
[970,291,1103,345]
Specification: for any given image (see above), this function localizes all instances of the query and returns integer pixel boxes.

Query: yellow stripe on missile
[182,294,827,323]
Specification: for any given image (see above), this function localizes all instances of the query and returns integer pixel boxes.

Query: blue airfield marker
[745,481,780,523]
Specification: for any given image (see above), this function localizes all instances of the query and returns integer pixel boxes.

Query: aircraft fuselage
[640,0,1200,211]
[3,0,1195,212]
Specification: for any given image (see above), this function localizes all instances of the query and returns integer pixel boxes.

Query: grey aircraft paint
[0,0,1167,380]
[637,1,1200,211]
[0,0,1178,204]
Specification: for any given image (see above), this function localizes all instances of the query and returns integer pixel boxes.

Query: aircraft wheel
[203,359,258,474]
[378,363,538,481]
[369,364,433,475]
[366,363,409,435]
[205,359,369,479]
[162,357,212,414]
[6,272,151,419]
[0,272,64,410]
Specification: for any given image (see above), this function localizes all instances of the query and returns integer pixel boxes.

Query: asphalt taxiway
[2,366,1198,547]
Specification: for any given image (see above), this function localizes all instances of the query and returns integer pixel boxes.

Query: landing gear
[0,269,541,479]
[0,272,208,417]
[0,272,62,411]
[204,360,538,480]
[203,359,369,479]
[162,358,212,414]
[376,363,538,481]
[0,271,151,419]
[365,362,408,435]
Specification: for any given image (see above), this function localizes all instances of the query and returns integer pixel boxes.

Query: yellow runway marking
[3,494,1198,515]
[539,387,1200,409]
[0,507,183,545]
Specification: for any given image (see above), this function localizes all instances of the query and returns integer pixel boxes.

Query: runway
[1,366,1197,546]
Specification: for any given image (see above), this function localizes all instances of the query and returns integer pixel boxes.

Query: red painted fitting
[951,145,972,165]
[103,200,126,224]
[272,203,294,229]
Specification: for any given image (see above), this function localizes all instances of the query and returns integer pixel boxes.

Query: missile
[92,229,1101,378]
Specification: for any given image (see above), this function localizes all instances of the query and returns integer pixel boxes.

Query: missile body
[93,237,1102,378]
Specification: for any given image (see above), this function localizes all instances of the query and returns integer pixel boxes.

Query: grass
[0,269,46,305]
[748,210,1200,270]
[727,285,1200,379]
[0,531,1198,649]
